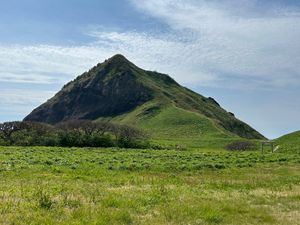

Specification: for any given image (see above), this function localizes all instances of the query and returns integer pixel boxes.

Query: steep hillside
[24,54,264,142]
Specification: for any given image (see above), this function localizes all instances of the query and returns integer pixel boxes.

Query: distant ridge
[275,130,300,151]
[24,54,265,141]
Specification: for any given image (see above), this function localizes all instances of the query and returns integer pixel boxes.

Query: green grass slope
[275,131,300,152]
[100,103,240,148]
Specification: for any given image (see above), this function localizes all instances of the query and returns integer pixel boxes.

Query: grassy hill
[99,103,240,148]
[24,54,264,146]
[275,131,300,152]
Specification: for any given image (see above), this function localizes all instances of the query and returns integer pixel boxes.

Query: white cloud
[0,45,103,84]
[1,0,300,89]
[0,89,56,122]
[0,0,300,127]
[126,0,300,89]
[0,89,55,106]
[0,72,63,84]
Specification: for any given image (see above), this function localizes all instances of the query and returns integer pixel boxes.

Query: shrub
[225,141,256,151]
[0,121,25,145]
[0,120,149,149]
[90,134,115,147]
[117,138,150,149]
[58,131,80,147]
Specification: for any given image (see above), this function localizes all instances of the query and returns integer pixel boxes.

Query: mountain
[24,54,264,145]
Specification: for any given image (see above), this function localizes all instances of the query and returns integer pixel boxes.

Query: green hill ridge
[24,54,264,144]
[275,131,300,152]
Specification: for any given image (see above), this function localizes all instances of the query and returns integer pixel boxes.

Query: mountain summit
[24,54,264,142]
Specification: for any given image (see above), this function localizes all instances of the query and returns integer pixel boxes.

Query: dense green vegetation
[0,146,299,224]
[225,141,257,151]
[0,121,149,149]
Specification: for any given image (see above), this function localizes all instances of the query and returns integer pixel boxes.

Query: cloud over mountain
[0,0,299,138]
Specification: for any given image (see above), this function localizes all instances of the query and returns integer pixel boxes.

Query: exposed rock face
[24,55,153,123]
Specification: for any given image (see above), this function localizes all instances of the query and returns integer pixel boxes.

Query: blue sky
[0,0,300,139]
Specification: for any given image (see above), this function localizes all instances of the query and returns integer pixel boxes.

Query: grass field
[0,146,299,225]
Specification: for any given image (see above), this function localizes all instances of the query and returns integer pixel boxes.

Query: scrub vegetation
[0,146,299,225]
[0,120,149,149]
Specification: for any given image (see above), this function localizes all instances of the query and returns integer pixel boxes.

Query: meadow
[0,146,299,225]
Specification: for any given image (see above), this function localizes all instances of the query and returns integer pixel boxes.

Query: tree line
[0,120,149,148]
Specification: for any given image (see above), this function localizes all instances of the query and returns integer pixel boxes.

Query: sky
[0,0,299,139]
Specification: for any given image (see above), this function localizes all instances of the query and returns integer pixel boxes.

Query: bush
[117,138,150,149]
[0,120,149,149]
[225,141,256,151]
[90,134,115,147]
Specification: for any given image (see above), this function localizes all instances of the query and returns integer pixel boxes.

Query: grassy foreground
[0,146,299,225]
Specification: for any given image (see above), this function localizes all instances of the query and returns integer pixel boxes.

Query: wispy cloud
[0,0,299,135]
[0,88,56,122]
[0,89,55,106]
[1,1,299,90]
[127,0,300,89]
[0,45,103,84]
